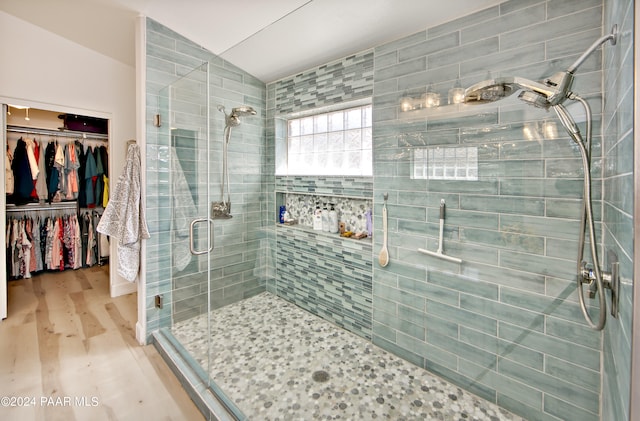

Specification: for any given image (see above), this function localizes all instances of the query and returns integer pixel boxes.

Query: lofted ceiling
[0,0,504,83]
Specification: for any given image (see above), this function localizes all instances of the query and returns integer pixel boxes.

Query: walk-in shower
[212,105,257,219]
[464,26,621,330]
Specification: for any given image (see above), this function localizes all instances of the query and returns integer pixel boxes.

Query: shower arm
[566,25,618,74]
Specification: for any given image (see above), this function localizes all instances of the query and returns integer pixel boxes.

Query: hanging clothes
[6,146,14,195]
[35,141,48,200]
[76,141,87,208]
[84,146,97,208]
[45,141,57,203]
[11,138,37,205]
[5,211,98,279]
[102,176,109,208]
[94,147,104,207]
[97,143,149,282]
[53,142,66,199]
[100,143,109,207]
[64,143,80,200]
[23,138,40,201]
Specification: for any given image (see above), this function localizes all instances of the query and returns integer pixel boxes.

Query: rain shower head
[463,73,573,109]
[463,25,618,110]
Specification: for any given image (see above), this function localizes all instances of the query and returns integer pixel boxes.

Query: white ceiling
[0,0,504,83]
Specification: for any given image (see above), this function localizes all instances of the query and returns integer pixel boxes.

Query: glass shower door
[159,62,215,384]
[158,62,247,420]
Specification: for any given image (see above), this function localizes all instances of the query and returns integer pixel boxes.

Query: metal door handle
[189,218,214,255]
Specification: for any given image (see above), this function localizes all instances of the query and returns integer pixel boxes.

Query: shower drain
[312,370,330,383]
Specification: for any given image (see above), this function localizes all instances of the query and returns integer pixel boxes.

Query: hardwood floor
[0,265,204,421]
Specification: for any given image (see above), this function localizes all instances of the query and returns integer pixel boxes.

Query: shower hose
[553,96,606,330]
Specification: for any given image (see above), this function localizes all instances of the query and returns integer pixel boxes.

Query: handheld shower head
[219,104,257,128]
[230,106,256,117]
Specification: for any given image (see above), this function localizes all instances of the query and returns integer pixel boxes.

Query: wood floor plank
[0,267,204,421]
[32,277,75,421]
[69,290,107,351]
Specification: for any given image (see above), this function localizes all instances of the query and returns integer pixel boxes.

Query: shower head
[463,73,573,109]
[230,106,256,118]
[463,25,618,110]
[219,104,256,128]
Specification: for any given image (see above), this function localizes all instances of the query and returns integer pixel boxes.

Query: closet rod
[6,202,78,212]
[7,125,108,141]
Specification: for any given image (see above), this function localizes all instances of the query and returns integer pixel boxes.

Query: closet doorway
[0,101,124,322]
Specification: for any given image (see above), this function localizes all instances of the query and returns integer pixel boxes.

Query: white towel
[170,147,197,272]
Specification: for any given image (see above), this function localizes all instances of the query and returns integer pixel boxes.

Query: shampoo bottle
[329,203,338,233]
[365,209,372,237]
[313,202,323,230]
[321,203,330,232]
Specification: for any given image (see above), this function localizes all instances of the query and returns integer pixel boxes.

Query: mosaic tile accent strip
[172,292,524,421]
[276,225,372,339]
[274,51,374,115]
[276,176,373,198]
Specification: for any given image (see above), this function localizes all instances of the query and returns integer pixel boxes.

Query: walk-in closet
[3,106,111,319]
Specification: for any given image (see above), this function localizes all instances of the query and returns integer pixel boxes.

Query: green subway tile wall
[372,1,608,420]
[144,18,268,338]
[602,0,634,420]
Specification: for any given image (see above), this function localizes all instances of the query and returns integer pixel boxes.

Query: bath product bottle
[279,205,286,224]
[313,202,323,230]
[329,203,338,233]
[365,209,372,237]
[321,203,330,232]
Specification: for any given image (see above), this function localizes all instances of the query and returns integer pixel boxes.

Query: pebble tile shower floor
[172,292,524,420]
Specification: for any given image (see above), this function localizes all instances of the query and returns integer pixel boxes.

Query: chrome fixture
[213,105,257,219]
[463,26,620,330]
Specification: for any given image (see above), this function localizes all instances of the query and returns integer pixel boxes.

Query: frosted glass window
[346,108,362,129]
[328,112,344,131]
[282,104,372,176]
[412,146,478,181]
[314,114,328,133]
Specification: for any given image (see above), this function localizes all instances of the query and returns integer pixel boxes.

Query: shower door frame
[630,4,640,420]
[158,61,214,389]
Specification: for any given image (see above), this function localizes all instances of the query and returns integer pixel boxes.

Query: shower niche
[275,191,373,241]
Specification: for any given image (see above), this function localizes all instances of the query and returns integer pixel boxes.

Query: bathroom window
[282,104,372,176]
[412,146,478,180]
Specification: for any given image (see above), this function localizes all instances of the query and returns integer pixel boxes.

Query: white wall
[0,11,137,299]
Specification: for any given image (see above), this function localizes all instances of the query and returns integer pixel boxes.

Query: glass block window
[412,146,478,180]
[284,105,372,176]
